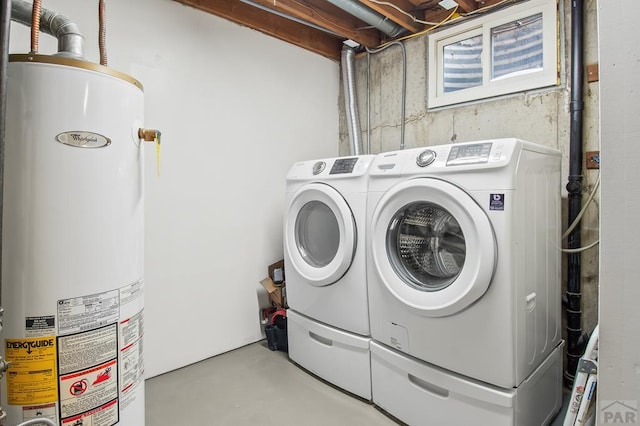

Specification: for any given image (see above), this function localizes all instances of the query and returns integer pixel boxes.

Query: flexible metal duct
[328,0,405,38]
[342,46,362,156]
[11,0,84,57]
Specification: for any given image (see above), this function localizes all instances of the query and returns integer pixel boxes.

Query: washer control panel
[330,157,359,174]
[446,142,492,166]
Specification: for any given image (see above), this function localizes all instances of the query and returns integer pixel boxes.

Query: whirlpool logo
[56,131,111,148]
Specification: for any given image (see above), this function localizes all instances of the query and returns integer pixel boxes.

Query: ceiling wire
[369,0,519,47]
[376,5,458,47]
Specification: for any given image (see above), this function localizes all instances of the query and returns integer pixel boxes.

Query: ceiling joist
[357,0,424,33]
[175,0,344,60]
[248,0,382,47]
[173,0,516,60]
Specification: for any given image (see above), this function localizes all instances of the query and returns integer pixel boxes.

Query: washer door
[286,183,356,287]
[370,178,496,317]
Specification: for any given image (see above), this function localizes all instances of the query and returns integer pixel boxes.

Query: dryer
[284,155,374,399]
[366,139,562,389]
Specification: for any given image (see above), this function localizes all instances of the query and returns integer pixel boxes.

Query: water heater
[1,54,146,426]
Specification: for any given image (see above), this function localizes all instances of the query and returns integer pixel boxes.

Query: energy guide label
[58,290,119,335]
[4,337,58,405]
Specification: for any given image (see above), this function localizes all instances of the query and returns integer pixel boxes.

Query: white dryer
[366,139,562,389]
[284,155,374,399]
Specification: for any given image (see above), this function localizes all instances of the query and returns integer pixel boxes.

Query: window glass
[491,13,543,80]
[443,35,483,93]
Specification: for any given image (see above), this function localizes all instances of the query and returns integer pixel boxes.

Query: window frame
[427,0,559,108]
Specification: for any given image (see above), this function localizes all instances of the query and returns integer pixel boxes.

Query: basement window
[427,0,558,108]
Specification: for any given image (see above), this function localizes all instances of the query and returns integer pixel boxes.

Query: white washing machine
[284,155,374,399]
[366,139,562,389]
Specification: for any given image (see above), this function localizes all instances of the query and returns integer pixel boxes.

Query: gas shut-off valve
[138,128,162,176]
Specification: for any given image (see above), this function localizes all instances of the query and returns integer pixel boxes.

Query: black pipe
[565,0,584,385]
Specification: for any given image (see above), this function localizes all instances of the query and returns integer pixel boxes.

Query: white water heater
[1,54,146,426]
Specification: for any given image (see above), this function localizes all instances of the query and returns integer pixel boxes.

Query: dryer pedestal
[288,310,371,400]
[370,340,564,426]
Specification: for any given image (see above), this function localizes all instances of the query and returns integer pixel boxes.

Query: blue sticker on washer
[490,194,504,211]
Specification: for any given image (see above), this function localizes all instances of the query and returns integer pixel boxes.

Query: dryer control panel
[446,142,492,166]
[330,157,359,174]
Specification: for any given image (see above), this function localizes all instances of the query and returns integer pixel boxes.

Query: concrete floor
[145,341,569,425]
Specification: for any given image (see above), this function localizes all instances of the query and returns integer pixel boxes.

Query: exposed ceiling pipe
[11,0,84,58]
[342,46,363,156]
[327,0,405,38]
[98,0,107,65]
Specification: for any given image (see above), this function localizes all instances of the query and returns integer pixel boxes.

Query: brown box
[260,260,287,308]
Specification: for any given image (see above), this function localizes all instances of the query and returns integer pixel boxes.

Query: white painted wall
[9,0,339,377]
[598,0,640,413]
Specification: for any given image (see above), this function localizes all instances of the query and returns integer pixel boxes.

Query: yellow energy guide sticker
[5,337,58,405]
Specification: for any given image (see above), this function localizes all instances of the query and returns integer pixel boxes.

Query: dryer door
[286,183,356,287]
[370,178,496,317]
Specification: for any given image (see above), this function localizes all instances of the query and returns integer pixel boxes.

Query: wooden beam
[248,0,382,46]
[358,0,423,33]
[454,0,478,13]
[174,0,344,60]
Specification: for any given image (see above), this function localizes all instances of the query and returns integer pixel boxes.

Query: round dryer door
[370,178,496,317]
[285,183,356,286]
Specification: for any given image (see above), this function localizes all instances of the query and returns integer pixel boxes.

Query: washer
[284,155,374,399]
[366,139,562,388]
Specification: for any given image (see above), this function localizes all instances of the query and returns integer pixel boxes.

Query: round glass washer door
[285,183,356,287]
[370,178,496,317]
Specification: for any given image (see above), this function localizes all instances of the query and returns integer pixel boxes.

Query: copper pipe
[98,0,107,66]
[30,0,41,53]
[138,128,159,142]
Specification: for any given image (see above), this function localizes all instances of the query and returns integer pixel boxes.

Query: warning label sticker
[120,279,144,307]
[4,337,58,405]
[22,402,57,423]
[58,324,118,376]
[59,359,118,420]
[57,290,119,336]
[60,398,119,426]
[119,310,144,410]
[26,316,56,337]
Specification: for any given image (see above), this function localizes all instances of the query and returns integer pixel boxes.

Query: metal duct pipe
[565,0,585,385]
[328,0,405,38]
[342,46,362,156]
[11,0,84,58]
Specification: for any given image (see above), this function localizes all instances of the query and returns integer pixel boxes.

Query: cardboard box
[260,260,287,308]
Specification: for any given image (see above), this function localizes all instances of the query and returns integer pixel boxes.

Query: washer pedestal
[288,310,371,400]
[370,340,564,426]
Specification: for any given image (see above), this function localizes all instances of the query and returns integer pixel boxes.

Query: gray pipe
[342,46,362,156]
[0,0,10,421]
[327,0,404,38]
[1,0,10,312]
[11,0,83,58]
